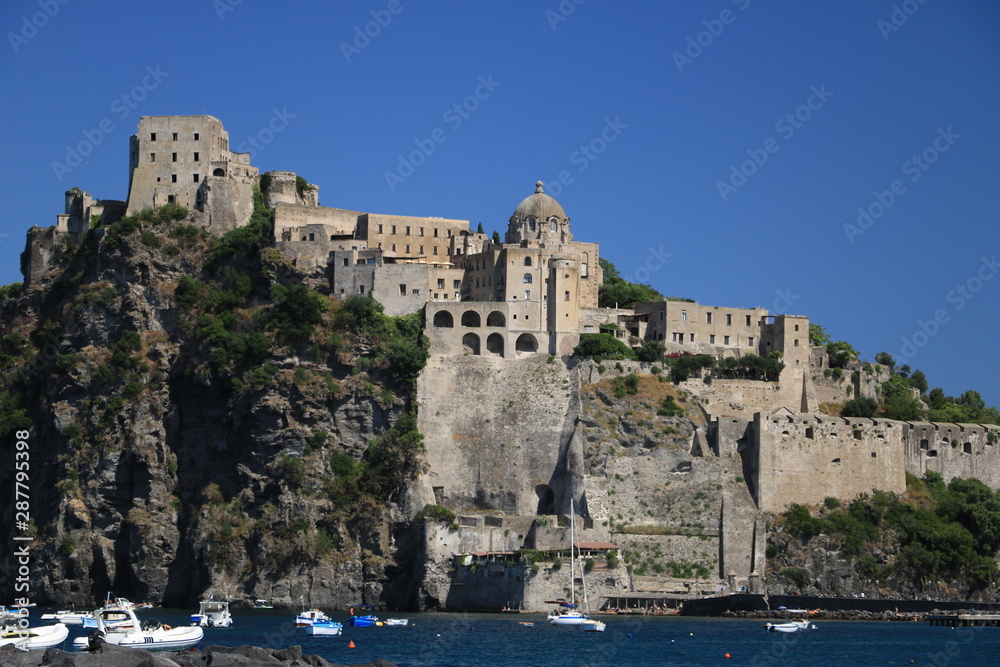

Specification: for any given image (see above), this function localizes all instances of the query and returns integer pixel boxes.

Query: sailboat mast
[569,499,576,607]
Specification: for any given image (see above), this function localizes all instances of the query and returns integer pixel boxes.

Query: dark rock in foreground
[0,643,398,667]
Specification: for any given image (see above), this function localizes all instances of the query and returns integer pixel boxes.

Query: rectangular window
[419,227,424,236]
[172,132,178,141]
[405,245,411,253]
[710,334,716,344]
[434,228,439,237]
[343,258,349,267]
[748,336,754,346]
[412,289,419,295]
[359,285,365,294]
[150,153,156,162]
[564,290,570,301]
[405,226,411,235]
[672,332,678,342]
[681,311,687,322]
[707,312,713,324]
[378,224,383,233]
[724,335,730,345]
[193,133,199,140]
[690,334,695,343]
[391,225,397,234]
[453,279,460,288]
[193,152,199,162]
[746,315,751,326]
[399,284,406,295]
[193,173,199,182]
[726,314,732,326]
[419,245,424,254]
[150,133,156,141]
[171,174,177,183]
[167,195,175,203]
[524,290,531,299]
[437,279,445,289]
[678,333,684,343]
[308,233,315,241]
[172,152,177,162]
[433,247,438,255]
[391,244,396,252]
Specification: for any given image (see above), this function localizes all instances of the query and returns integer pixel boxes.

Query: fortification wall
[415,354,583,517]
[903,422,1000,487]
[201,174,256,234]
[274,204,359,240]
[755,414,906,512]
[264,171,319,208]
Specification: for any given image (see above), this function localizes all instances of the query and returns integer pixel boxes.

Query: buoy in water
[724,653,731,659]
[347,640,356,648]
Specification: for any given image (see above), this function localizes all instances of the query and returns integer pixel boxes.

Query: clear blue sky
[2,0,997,407]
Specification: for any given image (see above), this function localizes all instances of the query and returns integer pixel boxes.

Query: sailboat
[547,499,605,631]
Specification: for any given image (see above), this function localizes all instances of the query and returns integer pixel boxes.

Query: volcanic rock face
[0,216,421,610]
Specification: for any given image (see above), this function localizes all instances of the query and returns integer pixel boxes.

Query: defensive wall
[903,421,1000,487]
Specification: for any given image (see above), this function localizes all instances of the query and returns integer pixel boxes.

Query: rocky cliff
[0,201,427,609]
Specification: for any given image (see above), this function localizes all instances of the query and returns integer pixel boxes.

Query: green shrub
[780,567,810,588]
[418,504,457,523]
[573,333,636,360]
[140,230,161,248]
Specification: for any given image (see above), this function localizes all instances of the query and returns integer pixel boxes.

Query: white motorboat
[765,619,817,633]
[190,598,233,628]
[252,599,274,609]
[0,619,69,650]
[295,608,331,627]
[582,619,606,632]
[39,609,88,625]
[72,605,202,651]
[305,619,343,636]
[384,618,409,626]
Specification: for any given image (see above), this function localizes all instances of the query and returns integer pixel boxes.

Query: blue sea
[35,609,998,666]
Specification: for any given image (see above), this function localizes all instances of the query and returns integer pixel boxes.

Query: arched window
[486,311,506,327]
[524,257,532,267]
[486,333,504,357]
[515,333,538,355]
[461,311,481,327]
[433,311,454,328]
[549,217,558,231]
[462,333,481,355]
[523,273,532,284]
[527,216,536,232]
[212,168,225,177]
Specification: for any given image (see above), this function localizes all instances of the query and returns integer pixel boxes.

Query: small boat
[305,619,343,636]
[252,599,274,609]
[765,619,817,633]
[518,621,534,627]
[190,597,233,628]
[0,619,69,650]
[348,604,379,627]
[40,609,88,625]
[547,500,605,631]
[72,606,202,651]
[384,618,409,626]
[295,609,331,627]
[582,619,606,632]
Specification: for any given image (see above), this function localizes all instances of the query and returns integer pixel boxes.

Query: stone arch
[461,311,481,327]
[486,333,504,357]
[462,333,481,355]
[515,333,538,355]
[433,311,454,328]
[535,484,555,515]
[212,168,226,177]
[486,311,506,327]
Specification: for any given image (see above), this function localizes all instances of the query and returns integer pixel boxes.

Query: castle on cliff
[22,115,1000,602]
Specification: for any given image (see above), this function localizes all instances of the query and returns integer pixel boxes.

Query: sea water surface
[49,609,995,666]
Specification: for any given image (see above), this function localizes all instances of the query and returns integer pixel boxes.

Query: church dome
[511,181,567,223]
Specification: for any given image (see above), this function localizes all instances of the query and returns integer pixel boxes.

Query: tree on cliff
[597,258,665,308]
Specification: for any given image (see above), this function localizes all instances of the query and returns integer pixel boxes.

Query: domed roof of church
[511,181,567,222]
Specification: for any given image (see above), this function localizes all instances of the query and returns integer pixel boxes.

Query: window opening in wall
[172,132,177,140]
[171,174,177,183]
[564,290,570,301]
[193,152,199,162]
[343,258,349,267]
[525,290,531,300]
[378,224,383,233]
[150,133,156,141]
[419,227,424,236]
[726,314,732,326]
[806,427,815,439]
[681,311,687,322]
[391,225,397,234]
[525,257,532,266]
[963,442,972,454]
[150,153,156,162]
[523,273,532,283]
[194,133,199,140]
[434,228,439,237]
[724,335,730,345]
[871,452,877,458]
[419,245,424,254]
[710,334,716,344]
[167,195,175,203]
[794,339,799,346]
[854,430,862,440]
[406,245,411,253]
[405,226,411,235]
[746,315,751,326]
[193,174,199,182]
[832,458,841,464]
[437,279,445,289]
[308,233,314,241]
[707,312,713,324]
[391,244,396,252]
[920,439,929,450]
[749,337,754,346]
[172,153,177,162]
[359,285,365,294]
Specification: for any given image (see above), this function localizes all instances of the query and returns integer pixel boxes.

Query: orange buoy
[348,640,356,648]
[724,653,731,659]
